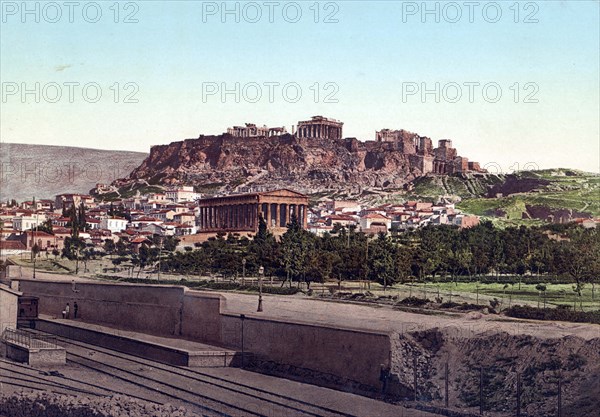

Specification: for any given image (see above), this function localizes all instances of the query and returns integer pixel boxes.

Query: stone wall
[18,280,184,337]
[181,292,223,344]
[221,314,391,388]
[0,285,20,333]
[18,279,392,390]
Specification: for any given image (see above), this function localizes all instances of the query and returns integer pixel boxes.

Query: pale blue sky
[1,1,599,173]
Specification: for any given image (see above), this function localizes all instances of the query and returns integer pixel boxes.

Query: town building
[12,215,46,232]
[99,217,129,233]
[165,186,201,203]
[54,194,95,210]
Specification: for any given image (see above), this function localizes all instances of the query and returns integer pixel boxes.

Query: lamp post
[242,258,246,286]
[257,265,264,312]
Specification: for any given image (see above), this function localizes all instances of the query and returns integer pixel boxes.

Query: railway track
[20,329,362,417]
[0,358,161,403]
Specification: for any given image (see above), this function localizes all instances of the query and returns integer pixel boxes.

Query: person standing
[65,303,70,319]
[73,302,79,319]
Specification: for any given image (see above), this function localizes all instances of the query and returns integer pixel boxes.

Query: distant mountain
[0,143,147,202]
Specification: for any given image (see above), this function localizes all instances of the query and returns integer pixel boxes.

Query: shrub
[398,296,430,307]
[505,305,600,324]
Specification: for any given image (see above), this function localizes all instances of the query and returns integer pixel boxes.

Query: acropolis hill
[112,116,486,196]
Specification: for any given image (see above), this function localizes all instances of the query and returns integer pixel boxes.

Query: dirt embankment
[388,328,600,417]
[0,392,203,417]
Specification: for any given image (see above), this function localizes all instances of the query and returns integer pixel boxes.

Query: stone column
[283,204,290,226]
[265,203,270,226]
[299,205,305,228]
[272,203,279,228]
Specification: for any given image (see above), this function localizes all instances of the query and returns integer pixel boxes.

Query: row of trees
[155,216,599,291]
[50,207,598,293]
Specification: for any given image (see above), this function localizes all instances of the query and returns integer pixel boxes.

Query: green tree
[280,214,314,287]
[62,236,86,274]
[368,233,396,290]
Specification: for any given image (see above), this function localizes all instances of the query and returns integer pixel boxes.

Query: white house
[12,215,46,232]
[359,213,392,231]
[100,217,129,233]
[165,186,201,203]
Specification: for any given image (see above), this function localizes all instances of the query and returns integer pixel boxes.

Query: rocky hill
[111,133,480,198]
[0,143,147,201]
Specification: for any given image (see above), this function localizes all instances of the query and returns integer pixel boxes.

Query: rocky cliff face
[114,135,414,194]
[113,133,477,195]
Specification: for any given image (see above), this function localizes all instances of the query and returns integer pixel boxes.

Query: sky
[1,0,599,174]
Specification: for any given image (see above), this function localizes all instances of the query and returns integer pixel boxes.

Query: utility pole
[480,367,484,416]
[413,355,418,402]
[157,235,163,280]
[240,314,245,368]
[516,372,521,417]
[33,209,38,279]
[557,376,562,417]
[445,362,449,407]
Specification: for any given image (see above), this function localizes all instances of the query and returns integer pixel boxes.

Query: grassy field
[430,281,599,312]
[457,169,600,221]
[312,280,600,312]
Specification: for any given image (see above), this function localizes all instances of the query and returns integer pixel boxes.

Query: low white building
[100,217,129,233]
[359,213,392,231]
[12,215,46,232]
[166,186,201,203]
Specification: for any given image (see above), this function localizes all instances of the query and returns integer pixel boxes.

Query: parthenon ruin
[198,189,309,235]
[296,116,343,140]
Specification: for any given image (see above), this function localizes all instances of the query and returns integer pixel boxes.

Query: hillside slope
[0,143,147,201]
[457,169,600,224]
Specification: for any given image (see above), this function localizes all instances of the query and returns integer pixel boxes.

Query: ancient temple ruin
[296,116,343,140]
[227,123,287,138]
